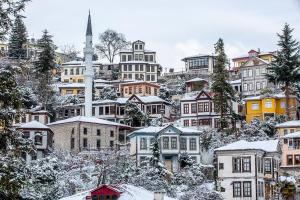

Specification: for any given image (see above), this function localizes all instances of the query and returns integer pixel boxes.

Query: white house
[215,140,280,200]
[119,40,162,82]
[18,121,54,163]
[128,124,203,172]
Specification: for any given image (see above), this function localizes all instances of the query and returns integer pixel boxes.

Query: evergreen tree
[150,138,160,167]
[211,38,235,130]
[265,23,300,120]
[34,30,56,111]
[0,0,29,41]
[124,101,150,127]
[8,15,27,59]
[0,65,34,199]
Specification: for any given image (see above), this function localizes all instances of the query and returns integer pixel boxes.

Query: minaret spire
[84,10,94,117]
[86,10,92,36]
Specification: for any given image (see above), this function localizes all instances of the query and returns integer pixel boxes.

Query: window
[251,103,259,110]
[243,70,247,78]
[199,119,211,126]
[146,75,150,81]
[265,158,271,172]
[146,66,150,72]
[232,157,241,172]
[110,141,114,147]
[219,163,224,170]
[287,155,293,165]
[151,75,155,81]
[233,182,241,197]
[258,181,264,197]
[64,69,68,75]
[189,138,196,150]
[151,66,155,72]
[21,116,26,123]
[150,137,156,145]
[105,107,109,115]
[92,107,95,116]
[122,55,126,61]
[128,65,132,71]
[191,103,197,113]
[180,138,187,150]
[34,115,39,122]
[171,137,177,149]
[248,69,253,77]
[96,139,101,149]
[255,68,260,76]
[243,83,248,91]
[99,107,103,115]
[110,131,114,137]
[183,104,189,114]
[243,181,252,197]
[280,101,286,108]
[97,129,101,136]
[249,83,253,91]
[256,82,261,90]
[198,102,204,112]
[23,131,30,139]
[265,100,272,108]
[295,155,300,165]
[242,157,251,172]
[140,65,144,71]
[163,137,169,149]
[71,138,75,149]
[70,69,74,75]
[83,138,88,148]
[204,102,209,112]
[191,119,197,126]
[123,65,127,71]
[83,128,87,135]
[183,120,189,127]
[76,109,80,115]
[140,138,147,150]
[34,134,43,145]
[149,55,154,62]
[76,68,79,75]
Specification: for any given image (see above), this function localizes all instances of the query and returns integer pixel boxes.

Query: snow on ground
[60,184,177,200]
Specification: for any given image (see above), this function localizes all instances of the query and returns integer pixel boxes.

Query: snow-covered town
[1,1,300,200]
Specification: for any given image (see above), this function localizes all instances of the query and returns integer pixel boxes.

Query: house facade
[215,140,280,200]
[182,54,215,75]
[47,116,130,152]
[128,124,203,172]
[180,90,238,129]
[19,121,53,163]
[119,81,160,97]
[14,109,51,126]
[276,120,300,137]
[119,40,162,82]
[245,94,298,123]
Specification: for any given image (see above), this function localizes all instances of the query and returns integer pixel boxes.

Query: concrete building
[119,40,162,82]
[19,121,53,163]
[215,140,280,200]
[128,124,203,172]
[48,116,130,152]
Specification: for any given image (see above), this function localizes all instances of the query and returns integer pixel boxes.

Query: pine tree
[150,138,160,167]
[34,30,56,111]
[265,23,300,120]
[8,15,27,59]
[211,38,235,130]
[0,65,34,199]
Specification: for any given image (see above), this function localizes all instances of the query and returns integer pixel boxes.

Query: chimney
[154,190,166,200]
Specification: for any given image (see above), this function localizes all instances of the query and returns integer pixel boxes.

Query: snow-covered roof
[20,121,50,129]
[128,124,202,137]
[215,140,279,152]
[181,92,200,101]
[60,184,176,200]
[283,131,300,139]
[57,83,85,88]
[243,93,291,101]
[181,53,214,61]
[185,77,207,83]
[47,116,129,128]
[230,79,241,84]
[135,95,167,103]
[275,120,300,128]
[116,98,129,104]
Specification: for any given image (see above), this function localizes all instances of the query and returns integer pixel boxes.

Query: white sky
[22,0,300,71]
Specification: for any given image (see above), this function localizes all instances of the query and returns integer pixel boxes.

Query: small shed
[86,185,122,200]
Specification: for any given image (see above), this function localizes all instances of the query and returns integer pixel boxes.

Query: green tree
[8,15,27,59]
[265,23,300,120]
[0,0,29,41]
[150,138,160,167]
[0,65,33,199]
[211,38,235,130]
[35,30,56,111]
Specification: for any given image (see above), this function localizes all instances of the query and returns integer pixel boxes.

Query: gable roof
[47,116,129,128]
[215,140,279,153]
[283,131,300,139]
[128,94,168,104]
[19,120,50,130]
[90,185,122,194]
[275,120,300,128]
[240,56,269,68]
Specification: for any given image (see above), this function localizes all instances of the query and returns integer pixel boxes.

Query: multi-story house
[47,116,130,152]
[182,54,215,75]
[240,55,274,97]
[276,120,300,136]
[215,139,280,200]
[180,90,238,129]
[18,121,54,163]
[55,94,172,126]
[119,40,162,82]
[281,132,300,177]
[245,93,298,123]
[14,108,51,126]
[128,124,203,172]
[119,81,160,97]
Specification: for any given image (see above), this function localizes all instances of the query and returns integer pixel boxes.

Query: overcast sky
[22,0,300,71]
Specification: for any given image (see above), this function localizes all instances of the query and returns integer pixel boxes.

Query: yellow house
[232,49,274,68]
[276,120,300,137]
[245,94,298,123]
[58,83,85,96]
